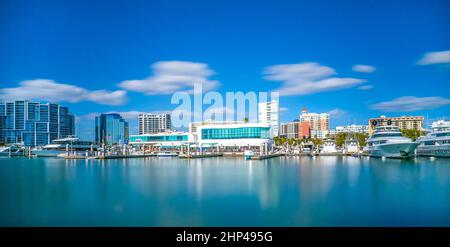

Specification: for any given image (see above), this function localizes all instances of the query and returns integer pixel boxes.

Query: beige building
[280,122,299,139]
[299,108,329,138]
[368,115,423,134]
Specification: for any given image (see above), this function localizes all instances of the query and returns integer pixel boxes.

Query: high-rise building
[258,100,280,137]
[95,113,129,145]
[0,115,5,145]
[299,108,329,139]
[0,100,75,146]
[138,113,171,134]
[368,115,423,134]
[280,122,299,139]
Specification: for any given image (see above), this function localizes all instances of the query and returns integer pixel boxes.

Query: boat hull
[32,150,66,157]
[0,152,24,157]
[368,142,418,158]
[416,144,450,157]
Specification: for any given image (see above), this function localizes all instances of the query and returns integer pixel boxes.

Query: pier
[251,153,284,160]
[179,153,223,159]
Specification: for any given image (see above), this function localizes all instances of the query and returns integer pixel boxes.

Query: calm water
[0,156,449,226]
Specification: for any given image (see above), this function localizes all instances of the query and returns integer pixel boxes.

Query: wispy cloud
[0,79,127,105]
[118,61,220,95]
[263,62,366,96]
[280,107,289,112]
[327,108,348,118]
[78,111,147,121]
[352,64,376,73]
[370,96,450,112]
[358,85,373,90]
[417,50,450,65]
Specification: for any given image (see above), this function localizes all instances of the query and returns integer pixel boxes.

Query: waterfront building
[189,120,241,135]
[335,124,369,134]
[299,121,310,139]
[196,122,272,150]
[0,115,5,145]
[129,131,193,148]
[95,113,129,145]
[0,100,75,146]
[131,122,272,152]
[280,121,299,139]
[138,113,171,134]
[321,139,337,153]
[300,108,329,139]
[258,100,280,137]
[368,115,423,134]
[343,139,359,153]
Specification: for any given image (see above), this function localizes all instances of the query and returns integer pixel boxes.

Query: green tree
[335,132,348,148]
[243,117,249,123]
[274,136,287,146]
[401,129,425,141]
[288,138,296,146]
[311,138,323,148]
[356,133,369,147]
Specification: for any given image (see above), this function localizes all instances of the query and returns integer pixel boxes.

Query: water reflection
[0,156,449,226]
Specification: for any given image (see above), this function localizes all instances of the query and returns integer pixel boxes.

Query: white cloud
[0,79,127,105]
[327,108,348,118]
[371,96,450,112]
[417,50,450,65]
[358,85,373,90]
[263,62,366,96]
[118,61,220,95]
[352,64,376,73]
[79,110,159,121]
[280,107,289,112]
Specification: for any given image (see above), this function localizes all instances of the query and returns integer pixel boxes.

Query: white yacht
[244,150,254,160]
[416,120,450,157]
[32,137,98,157]
[0,144,25,157]
[366,126,418,158]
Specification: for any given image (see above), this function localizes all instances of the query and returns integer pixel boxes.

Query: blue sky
[0,0,449,140]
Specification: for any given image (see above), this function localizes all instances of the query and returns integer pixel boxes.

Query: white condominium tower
[258,100,280,137]
[138,113,171,134]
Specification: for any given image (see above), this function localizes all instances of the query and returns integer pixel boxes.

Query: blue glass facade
[129,134,188,143]
[201,127,270,140]
[0,100,75,146]
[95,113,129,145]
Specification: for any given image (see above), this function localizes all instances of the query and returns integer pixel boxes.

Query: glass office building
[196,123,272,148]
[95,113,129,145]
[0,100,75,146]
[201,126,270,140]
[129,133,189,143]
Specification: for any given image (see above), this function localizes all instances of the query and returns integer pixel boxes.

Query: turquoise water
[0,156,449,226]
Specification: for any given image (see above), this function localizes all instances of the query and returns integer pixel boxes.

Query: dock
[98,154,155,159]
[64,154,155,159]
[251,153,284,160]
[179,153,223,159]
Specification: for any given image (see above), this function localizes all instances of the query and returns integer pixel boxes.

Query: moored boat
[244,150,254,160]
[32,137,98,157]
[416,120,450,157]
[0,144,25,157]
[366,126,418,158]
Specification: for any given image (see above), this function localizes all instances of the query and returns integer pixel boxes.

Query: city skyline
[1,0,449,140]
